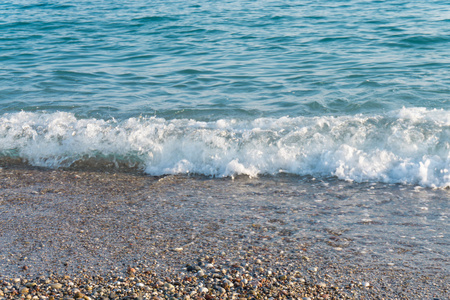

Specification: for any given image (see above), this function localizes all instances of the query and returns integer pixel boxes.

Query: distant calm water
[1,0,449,187]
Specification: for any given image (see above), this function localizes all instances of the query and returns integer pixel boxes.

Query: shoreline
[0,167,448,299]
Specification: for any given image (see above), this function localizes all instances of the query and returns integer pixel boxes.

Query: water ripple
[0,0,449,119]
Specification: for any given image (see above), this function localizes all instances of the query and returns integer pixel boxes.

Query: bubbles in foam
[0,108,449,187]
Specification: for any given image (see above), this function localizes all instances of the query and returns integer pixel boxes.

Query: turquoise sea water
[1,0,450,187]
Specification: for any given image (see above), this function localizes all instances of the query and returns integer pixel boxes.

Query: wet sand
[0,167,448,299]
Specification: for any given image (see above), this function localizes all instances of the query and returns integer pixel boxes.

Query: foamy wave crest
[0,108,449,187]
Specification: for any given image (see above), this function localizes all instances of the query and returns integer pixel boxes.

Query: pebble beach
[0,166,448,299]
[2,1,450,299]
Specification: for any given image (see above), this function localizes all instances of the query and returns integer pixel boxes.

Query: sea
[0,0,449,283]
[1,0,449,188]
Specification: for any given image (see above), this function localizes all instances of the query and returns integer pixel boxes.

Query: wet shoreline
[0,167,448,299]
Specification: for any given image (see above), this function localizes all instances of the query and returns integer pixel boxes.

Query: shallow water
[180,175,450,274]
[0,170,448,281]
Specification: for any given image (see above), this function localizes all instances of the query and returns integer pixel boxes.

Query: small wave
[401,35,450,45]
[0,108,449,188]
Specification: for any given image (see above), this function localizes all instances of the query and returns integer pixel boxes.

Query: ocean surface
[1,0,450,187]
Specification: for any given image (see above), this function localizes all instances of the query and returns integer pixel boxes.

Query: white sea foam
[0,107,449,188]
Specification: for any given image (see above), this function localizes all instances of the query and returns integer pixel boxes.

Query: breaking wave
[1,107,449,188]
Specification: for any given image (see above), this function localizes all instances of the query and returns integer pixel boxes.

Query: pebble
[278,274,287,280]
[222,279,234,289]
[215,286,226,294]
[164,283,175,292]
[0,256,422,300]
[50,283,63,289]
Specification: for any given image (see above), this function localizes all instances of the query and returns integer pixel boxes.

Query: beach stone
[318,282,327,288]
[164,283,175,292]
[186,265,196,272]
[74,291,84,298]
[222,279,234,289]
[362,281,370,287]
[278,274,287,280]
[20,287,29,295]
[50,283,63,289]
[215,286,226,295]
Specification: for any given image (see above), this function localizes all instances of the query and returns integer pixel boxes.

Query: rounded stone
[50,283,63,289]
[164,283,175,292]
